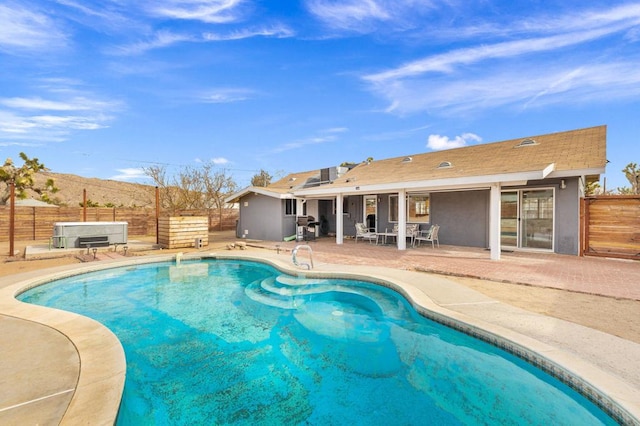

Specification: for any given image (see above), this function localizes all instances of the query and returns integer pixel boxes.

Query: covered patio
[293,127,608,259]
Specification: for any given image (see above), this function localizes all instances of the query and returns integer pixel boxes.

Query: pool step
[244,275,335,309]
[244,279,299,309]
[262,276,334,297]
[244,275,412,322]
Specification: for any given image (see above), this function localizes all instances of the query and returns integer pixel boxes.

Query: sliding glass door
[501,189,554,250]
[500,192,518,247]
[364,196,377,231]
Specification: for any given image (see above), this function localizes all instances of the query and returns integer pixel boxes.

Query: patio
[257,235,640,301]
[1,232,639,424]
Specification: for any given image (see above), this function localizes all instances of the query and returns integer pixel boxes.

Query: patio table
[376,232,397,245]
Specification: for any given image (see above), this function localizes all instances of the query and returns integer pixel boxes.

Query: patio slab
[1,236,639,424]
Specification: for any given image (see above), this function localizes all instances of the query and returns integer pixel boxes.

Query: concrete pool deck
[1,239,639,424]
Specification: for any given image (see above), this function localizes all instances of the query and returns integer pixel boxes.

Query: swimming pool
[19,258,617,425]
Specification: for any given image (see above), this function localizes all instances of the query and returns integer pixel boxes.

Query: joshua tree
[0,152,58,205]
[617,162,640,194]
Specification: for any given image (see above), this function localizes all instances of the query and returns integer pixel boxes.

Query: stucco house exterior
[226,125,607,260]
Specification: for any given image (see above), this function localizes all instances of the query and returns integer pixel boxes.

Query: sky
[1,0,639,192]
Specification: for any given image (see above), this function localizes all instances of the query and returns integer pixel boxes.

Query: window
[389,194,430,223]
[408,194,429,223]
[285,199,296,216]
[332,196,349,215]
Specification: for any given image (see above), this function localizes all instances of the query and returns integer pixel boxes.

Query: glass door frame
[500,191,519,249]
[363,195,378,232]
[501,188,555,252]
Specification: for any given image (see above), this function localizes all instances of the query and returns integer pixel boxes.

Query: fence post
[9,181,15,256]
[579,198,585,256]
[155,186,160,245]
[32,206,36,240]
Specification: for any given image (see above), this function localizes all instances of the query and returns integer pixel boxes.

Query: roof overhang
[293,165,558,198]
[545,166,605,180]
[225,186,294,204]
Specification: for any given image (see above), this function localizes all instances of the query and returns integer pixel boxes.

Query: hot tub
[52,222,128,248]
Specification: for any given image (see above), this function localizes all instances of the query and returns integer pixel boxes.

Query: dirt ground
[445,276,640,344]
[2,240,639,344]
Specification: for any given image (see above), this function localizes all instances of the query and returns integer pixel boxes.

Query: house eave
[545,167,605,179]
[225,186,293,203]
[293,166,556,197]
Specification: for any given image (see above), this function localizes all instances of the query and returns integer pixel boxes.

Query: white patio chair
[413,224,440,248]
[406,224,419,247]
[355,222,377,244]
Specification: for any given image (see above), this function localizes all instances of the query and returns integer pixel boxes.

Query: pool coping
[1,250,639,425]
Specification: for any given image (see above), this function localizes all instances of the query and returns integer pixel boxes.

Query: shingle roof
[266,170,322,193]
[318,125,606,191]
[225,169,323,203]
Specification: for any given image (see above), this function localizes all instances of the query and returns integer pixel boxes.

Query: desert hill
[32,172,156,208]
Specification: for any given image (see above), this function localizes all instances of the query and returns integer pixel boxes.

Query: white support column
[397,189,407,250]
[296,198,304,217]
[489,184,501,260]
[336,194,344,245]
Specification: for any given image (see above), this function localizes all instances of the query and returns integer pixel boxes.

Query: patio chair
[355,222,377,244]
[406,224,419,247]
[413,224,440,248]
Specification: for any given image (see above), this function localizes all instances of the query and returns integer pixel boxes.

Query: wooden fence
[0,206,238,242]
[580,195,640,259]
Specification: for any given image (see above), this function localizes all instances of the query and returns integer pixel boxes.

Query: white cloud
[427,133,481,151]
[0,96,119,112]
[211,157,229,165]
[363,124,431,142]
[0,3,68,53]
[361,3,640,115]
[199,88,254,104]
[55,0,144,35]
[307,0,388,29]
[0,81,123,145]
[364,25,627,84]
[272,125,351,153]
[203,25,294,41]
[272,135,338,153]
[148,0,246,24]
[305,0,436,33]
[112,24,293,55]
[378,60,640,116]
[324,127,348,133]
[110,30,195,55]
[109,168,150,181]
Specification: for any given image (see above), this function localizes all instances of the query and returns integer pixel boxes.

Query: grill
[296,216,319,241]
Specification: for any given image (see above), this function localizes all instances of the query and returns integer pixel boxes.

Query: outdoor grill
[296,216,319,241]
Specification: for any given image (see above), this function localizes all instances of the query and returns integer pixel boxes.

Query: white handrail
[292,245,314,270]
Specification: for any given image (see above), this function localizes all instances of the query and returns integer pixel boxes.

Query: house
[226,167,352,241]
[226,125,607,260]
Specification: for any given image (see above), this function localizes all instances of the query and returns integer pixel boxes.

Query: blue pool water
[19,259,617,425]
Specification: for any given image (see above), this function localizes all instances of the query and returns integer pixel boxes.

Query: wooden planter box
[158,216,209,249]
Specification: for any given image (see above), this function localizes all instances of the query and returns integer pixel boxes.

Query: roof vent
[402,156,413,163]
[516,138,538,147]
[437,161,452,169]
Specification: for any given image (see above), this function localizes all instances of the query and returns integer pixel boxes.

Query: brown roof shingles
[327,125,606,188]
[266,169,321,193]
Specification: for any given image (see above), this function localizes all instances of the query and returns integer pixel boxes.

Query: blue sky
[1,0,639,191]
